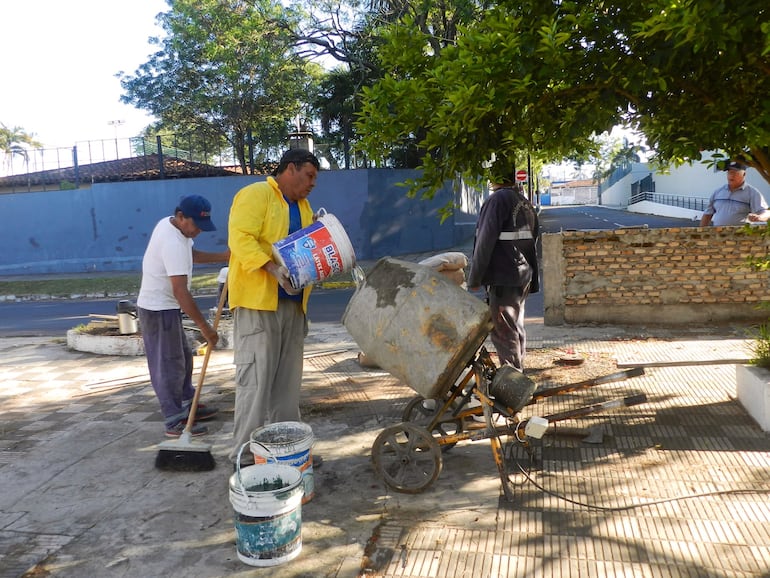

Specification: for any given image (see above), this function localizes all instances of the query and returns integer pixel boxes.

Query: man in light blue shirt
[701,161,770,226]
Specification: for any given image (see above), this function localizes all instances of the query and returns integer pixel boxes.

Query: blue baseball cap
[178,195,216,231]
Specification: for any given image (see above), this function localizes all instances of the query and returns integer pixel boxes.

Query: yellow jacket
[228,177,314,312]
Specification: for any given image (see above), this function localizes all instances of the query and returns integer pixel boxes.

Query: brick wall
[542,226,770,326]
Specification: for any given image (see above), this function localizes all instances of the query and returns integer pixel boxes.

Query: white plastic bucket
[272,208,356,290]
[229,444,304,567]
[250,421,315,503]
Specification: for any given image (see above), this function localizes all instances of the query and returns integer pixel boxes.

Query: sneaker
[192,404,218,422]
[165,420,208,438]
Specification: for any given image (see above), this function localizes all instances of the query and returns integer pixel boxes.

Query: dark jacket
[467,186,540,292]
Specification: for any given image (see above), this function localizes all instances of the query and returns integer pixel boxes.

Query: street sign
[515,169,528,182]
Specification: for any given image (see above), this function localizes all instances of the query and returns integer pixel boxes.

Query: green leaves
[119,0,309,172]
[353,0,770,195]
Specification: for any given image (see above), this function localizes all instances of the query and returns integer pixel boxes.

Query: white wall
[600,162,651,207]
[654,162,770,200]
[600,173,631,206]
[626,200,702,221]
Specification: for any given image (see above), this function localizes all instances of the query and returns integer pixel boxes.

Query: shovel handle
[530,367,645,402]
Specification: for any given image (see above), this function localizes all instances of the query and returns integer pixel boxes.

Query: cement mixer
[343,257,647,502]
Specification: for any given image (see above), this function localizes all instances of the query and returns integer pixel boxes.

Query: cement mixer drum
[342,257,492,399]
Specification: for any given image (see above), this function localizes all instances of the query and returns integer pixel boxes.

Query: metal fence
[0,135,285,193]
[629,191,709,211]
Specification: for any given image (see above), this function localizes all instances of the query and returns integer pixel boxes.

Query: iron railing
[0,135,255,192]
[0,132,343,192]
[629,191,709,211]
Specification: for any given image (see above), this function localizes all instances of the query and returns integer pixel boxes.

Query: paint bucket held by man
[272,208,355,290]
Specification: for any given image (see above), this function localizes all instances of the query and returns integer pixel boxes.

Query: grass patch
[0,272,221,297]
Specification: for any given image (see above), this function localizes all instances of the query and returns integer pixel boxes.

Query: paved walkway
[1,320,770,578]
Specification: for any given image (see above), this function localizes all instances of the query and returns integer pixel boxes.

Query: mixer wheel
[371,422,442,494]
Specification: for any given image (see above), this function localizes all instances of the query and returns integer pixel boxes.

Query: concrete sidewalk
[2,319,770,578]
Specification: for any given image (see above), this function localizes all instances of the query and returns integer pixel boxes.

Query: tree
[631,0,770,183]
[309,68,359,169]
[118,0,313,173]
[0,123,42,173]
[354,0,770,197]
[290,0,493,169]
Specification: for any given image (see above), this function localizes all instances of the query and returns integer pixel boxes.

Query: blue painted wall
[0,169,480,275]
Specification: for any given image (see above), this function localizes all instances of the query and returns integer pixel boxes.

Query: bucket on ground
[250,421,315,503]
[342,257,492,400]
[272,208,356,290]
[229,444,304,567]
[116,300,138,334]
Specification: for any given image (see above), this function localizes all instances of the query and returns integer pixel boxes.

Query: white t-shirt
[137,217,194,311]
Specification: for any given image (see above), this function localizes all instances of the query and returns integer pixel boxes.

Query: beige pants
[229,301,307,464]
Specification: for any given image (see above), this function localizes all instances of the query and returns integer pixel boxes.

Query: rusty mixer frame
[371,345,646,502]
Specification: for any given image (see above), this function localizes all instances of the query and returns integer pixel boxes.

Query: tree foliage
[118,0,313,172]
[0,123,42,171]
[309,68,362,169]
[291,0,493,169]
[632,0,770,183]
[355,0,770,196]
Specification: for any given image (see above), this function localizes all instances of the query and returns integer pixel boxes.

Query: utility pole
[107,120,125,158]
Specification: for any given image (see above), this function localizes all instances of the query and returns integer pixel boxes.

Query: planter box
[736,364,770,432]
[65,321,233,357]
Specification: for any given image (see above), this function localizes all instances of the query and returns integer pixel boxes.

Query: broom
[155,281,228,471]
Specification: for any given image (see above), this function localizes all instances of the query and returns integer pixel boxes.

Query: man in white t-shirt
[137,195,230,438]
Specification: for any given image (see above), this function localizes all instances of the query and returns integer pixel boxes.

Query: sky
[1,0,168,148]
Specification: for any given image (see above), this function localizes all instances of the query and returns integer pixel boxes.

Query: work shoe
[191,404,219,422]
[165,420,208,438]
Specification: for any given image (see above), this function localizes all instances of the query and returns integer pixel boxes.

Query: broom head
[155,433,216,472]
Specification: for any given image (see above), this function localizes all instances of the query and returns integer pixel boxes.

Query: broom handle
[184,279,228,432]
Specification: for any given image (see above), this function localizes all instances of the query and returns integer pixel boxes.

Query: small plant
[748,322,770,369]
[741,226,770,369]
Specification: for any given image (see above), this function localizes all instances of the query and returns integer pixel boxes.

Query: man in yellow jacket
[227,148,320,467]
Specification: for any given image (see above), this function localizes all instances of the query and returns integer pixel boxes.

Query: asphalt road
[537,204,699,231]
[0,289,355,338]
[0,206,695,337]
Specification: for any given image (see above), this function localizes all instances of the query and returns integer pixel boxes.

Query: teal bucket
[250,421,315,503]
[229,444,304,567]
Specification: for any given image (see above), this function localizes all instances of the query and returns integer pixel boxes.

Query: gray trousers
[229,300,307,464]
[137,307,194,427]
[487,284,530,371]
